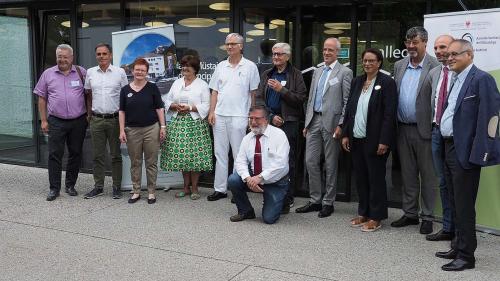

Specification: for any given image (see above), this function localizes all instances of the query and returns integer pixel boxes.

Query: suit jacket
[304,62,353,132]
[342,72,398,154]
[256,63,307,122]
[451,64,500,169]
[393,54,439,139]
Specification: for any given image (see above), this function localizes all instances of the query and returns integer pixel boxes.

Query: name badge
[329,77,339,86]
[280,80,287,86]
[127,93,133,98]
[71,80,80,87]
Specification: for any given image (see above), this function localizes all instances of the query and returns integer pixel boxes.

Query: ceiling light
[215,17,229,22]
[246,29,264,36]
[246,37,254,42]
[61,21,89,28]
[323,29,343,35]
[324,23,351,29]
[254,23,278,30]
[218,27,230,33]
[145,21,167,27]
[209,3,230,11]
[178,18,216,28]
[271,19,286,26]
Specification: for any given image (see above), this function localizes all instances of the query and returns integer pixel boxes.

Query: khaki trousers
[125,123,160,194]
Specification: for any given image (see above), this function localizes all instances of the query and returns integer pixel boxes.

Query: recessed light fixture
[218,27,230,33]
[324,23,351,29]
[246,29,264,36]
[246,37,254,42]
[323,29,343,35]
[61,21,89,28]
[209,2,230,11]
[271,19,286,26]
[178,18,216,28]
[254,23,278,30]
[145,21,167,27]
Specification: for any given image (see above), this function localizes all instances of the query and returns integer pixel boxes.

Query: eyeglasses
[362,59,378,65]
[248,116,266,121]
[272,52,286,57]
[448,50,468,58]
[225,42,241,47]
[404,40,422,46]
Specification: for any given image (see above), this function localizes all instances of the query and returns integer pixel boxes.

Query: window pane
[0,8,34,163]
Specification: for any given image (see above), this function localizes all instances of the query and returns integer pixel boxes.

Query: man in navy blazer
[435,39,500,271]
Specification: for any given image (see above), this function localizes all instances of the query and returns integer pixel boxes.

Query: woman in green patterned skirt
[160,55,213,200]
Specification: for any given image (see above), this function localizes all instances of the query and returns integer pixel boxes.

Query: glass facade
[0,0,499,199]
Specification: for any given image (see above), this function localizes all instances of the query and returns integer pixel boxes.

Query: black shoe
[112,187,122,199]
[426,229,454,241]
[46,190,60,201]
[281,202,290,214]
[295,202,322,213]
[207,191,227,201]
[318,205,334,218]
[148,197,156,204]
[230,210,256,222]
[65,186,78,196]
[128,195,141,204]
[84,187,103,199]
[391,215,419,227]
[441,258,475,271]
[435,249,458,259]
[420,220,433,234]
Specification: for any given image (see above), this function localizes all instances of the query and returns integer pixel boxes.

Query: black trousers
[443,138,481,262]
[351,138,389,220]
[281,120,299,203]
[48,115,88,192]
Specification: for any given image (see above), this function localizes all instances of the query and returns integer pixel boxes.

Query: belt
[313,111,322,115]
[92,111,118,119]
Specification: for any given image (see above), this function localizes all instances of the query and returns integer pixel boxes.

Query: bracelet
[160,125,166,128]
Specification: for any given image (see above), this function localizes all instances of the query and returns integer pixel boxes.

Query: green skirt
[160,113,213,172]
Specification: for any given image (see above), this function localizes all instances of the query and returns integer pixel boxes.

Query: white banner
[112,25,183,190]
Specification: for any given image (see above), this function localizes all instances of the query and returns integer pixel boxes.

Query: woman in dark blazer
[341,48,398,232]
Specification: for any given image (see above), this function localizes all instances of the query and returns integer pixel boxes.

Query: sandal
[190,193,201,200]
[175,191,191,198]
[361,220,382,232]
[350,216,368,227]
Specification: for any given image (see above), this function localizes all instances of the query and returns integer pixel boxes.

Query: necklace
[362,79,373,93]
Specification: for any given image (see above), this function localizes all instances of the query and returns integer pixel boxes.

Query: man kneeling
[228,105,290,224]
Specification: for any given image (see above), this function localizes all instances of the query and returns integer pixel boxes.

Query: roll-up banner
[112,25,183,190]
[424,8,500,233]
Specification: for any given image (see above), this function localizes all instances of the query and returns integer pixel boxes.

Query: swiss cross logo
[465,20,471,28]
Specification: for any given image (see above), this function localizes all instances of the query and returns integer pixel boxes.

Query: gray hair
[249,105,269,117]
[406,26,428,42]
[325,37,341,50]
[226,33,244,44]
[272,42,291,55]
[452,39,474,56]
[56,44,74,55]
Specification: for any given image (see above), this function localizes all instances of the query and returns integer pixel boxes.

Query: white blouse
[162,77,210,121]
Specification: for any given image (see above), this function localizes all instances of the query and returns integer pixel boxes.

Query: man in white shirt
[426,35,455,242]
[208,33,260,201]
[83,43,129,199]
[228,105,290,224]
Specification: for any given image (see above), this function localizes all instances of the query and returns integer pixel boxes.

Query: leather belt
[92,111,119,119]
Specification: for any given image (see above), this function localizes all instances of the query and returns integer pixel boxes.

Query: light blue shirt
[397,60,424,123]
[313,62,337,112]
[353,80,375,138]
[440,64,474,137]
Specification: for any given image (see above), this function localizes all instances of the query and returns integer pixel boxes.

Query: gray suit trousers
[305,114,340,206]
[397,124,438,220]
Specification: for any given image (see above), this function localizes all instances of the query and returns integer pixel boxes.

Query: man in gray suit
[295,37,353,218]
[391,26,439,234]
[426,35,456,242]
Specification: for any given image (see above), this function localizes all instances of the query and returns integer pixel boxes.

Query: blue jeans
[228,172,288,224]
[431,126,454,232]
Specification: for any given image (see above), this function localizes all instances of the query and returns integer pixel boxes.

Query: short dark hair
[180,55,201,74]
[249,105,269,117]
[95,43,112,53]
[406,26,428,42]
[132,58,149,71]
[361,48,384,68]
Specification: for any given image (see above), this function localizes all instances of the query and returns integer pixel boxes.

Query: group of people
[34,26,500,271]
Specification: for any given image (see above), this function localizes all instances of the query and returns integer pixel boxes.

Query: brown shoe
[230,211,256,222]
[361,220,382,232]
[350,216,368,227]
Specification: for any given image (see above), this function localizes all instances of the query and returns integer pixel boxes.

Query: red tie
[436,67,449,125]
[254,135,262,176]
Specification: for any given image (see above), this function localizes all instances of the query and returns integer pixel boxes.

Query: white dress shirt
[433,65,454,123]
[234,125,290,184]
[162,77,210,120]
[208,56,260,117]
[84,64,128,114]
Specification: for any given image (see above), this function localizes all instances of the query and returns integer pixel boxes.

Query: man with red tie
[228,105,290,224]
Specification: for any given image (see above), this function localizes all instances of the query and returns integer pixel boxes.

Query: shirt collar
[253,125,271,138]
[456,63,474,83]
[55,65,77,74]
[324,60,337,70]
[225,56,245,67]
[407,54,426,69]
[97,65,112,73]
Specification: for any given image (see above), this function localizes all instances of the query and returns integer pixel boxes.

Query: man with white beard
[227,105,290,224]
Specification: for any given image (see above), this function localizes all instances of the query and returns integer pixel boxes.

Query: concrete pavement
[0,163,499,281]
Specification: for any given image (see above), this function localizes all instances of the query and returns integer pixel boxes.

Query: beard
[250,125,267,135]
